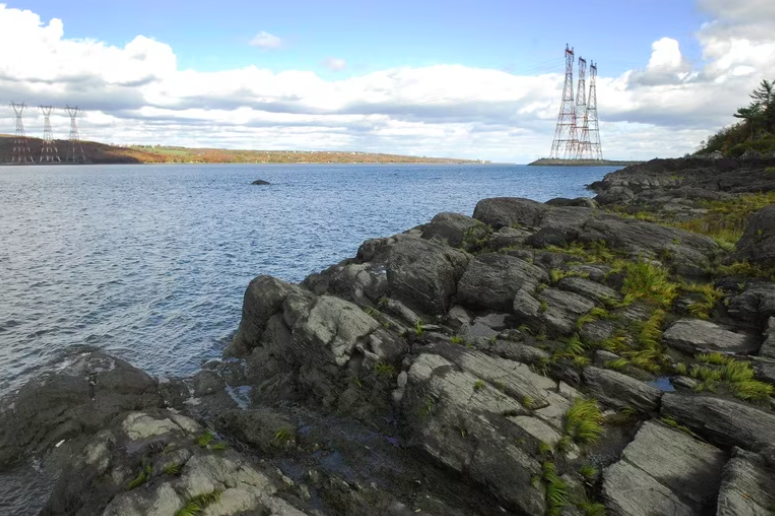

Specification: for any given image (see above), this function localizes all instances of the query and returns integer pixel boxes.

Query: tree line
[699,79,775,157]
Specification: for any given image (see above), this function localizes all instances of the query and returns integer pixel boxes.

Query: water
[0,163,618,394]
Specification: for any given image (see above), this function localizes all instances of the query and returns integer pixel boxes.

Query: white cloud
[647,38,685,72]
[249,31,282,49]
[321,57,347,72]
[0,1,774,162]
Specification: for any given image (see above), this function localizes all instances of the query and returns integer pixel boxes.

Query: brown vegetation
[0,135,483,165]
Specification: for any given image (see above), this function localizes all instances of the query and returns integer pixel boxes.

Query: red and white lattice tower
[574,57,592,159]
[586,61,603,160]
[39,105,61,163]
[10,102,34,163]
[549,45,577,159]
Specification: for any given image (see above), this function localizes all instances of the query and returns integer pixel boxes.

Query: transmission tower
[574,57,591,159]
[39,105,61,163]
[549,45,577,159]
[64,105,87,163]
[586,61,603,160]
[10,102,34,163]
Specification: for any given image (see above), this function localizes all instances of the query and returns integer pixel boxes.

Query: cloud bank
[0,1,773,161]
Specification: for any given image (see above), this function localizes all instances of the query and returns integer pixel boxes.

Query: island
[528,158,644,166]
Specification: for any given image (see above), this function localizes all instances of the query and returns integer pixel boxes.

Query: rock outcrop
[731,204,775,267]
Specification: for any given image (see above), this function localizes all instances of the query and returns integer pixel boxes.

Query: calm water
[0,163,618,394]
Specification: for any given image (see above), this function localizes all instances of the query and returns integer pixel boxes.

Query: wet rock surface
[4,158,775,515]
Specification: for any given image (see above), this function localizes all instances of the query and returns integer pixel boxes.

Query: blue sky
[9,0,709,76]
[0,0,773,161]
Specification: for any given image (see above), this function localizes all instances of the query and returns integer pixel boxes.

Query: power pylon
[39,105,61,163]
[549,45,577,159]
[587,61,603,160]
[64,105,87,163]
[574,57,591,159]
[10,102,34,163]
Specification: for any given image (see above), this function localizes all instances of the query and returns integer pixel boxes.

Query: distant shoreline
[0,135,488,165]
[528,158,643,166]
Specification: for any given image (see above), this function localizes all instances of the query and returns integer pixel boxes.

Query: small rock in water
[251,179,271,185]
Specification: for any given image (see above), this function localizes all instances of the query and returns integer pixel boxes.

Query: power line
[10,102,34,164]
[549,45,577,159]
[64,105,87,164]
[39,105,61,163]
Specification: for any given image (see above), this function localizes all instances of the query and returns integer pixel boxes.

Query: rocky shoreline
[2,156,775,516]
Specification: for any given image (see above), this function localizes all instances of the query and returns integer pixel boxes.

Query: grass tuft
[564,398,604,446]
[273,427,294,445]
[374,362,396,377]
[682,282,723,320]
[542,461,568,516]
[697,352,732,365]
[604,358,629,371]
[175,491,222,516]
[538,441,554,456]
[622,261,678,308]
[163,463,182,476]
[579,464,598,480]
[660,417,695,437]
[197,431,214,448]
[573,355,591,369]
[687,357,773,403]
[128,465,151,490]
[576,502,608,516]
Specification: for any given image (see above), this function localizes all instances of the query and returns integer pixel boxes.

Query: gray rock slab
[463,322,498,339]
[583,367,662,414]
[620,421,725,508]
[602,460,694,516]
[662,319,760,355]
[717,449,775,516]
[294,295,379,367]
[661,393,775,452]
[228,275,301,357]
[473,313,510,331]
[489,226,532,250]
[558,276,621,303]
[421,212,483,248]
[761,317,775,359]
[472,197,549,229]
[457,253,547,312]
[386,238,470,316]
[731,205,775,267]
[727,284,775,326]
[538,287,596,335]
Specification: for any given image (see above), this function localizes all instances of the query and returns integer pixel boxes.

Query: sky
[0,0,773,162]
